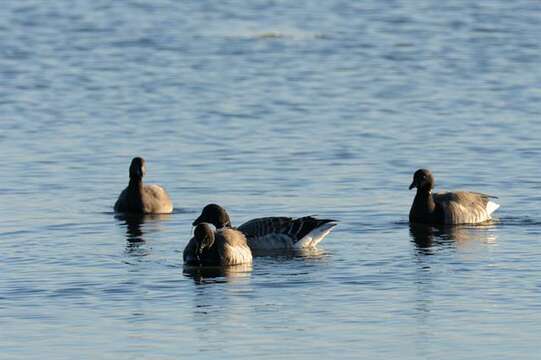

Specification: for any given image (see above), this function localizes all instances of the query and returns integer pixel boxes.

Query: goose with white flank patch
[192,204,337,250]
[409,169,500,225]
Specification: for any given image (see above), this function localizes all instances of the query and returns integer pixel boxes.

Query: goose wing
[238,216,337,250]
[433,191,499,224]
[142,184,173,214]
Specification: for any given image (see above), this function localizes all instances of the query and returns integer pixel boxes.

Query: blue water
[1,1,541,359]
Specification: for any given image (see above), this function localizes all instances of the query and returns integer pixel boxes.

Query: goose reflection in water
[409,222,497,254]
[115,213,171,254]
[183,263,253,284]
[182,240,327,284]
[250,247,328,260]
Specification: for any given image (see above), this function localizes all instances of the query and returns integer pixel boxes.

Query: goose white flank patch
[409,169,500,225]
[486,201,501,216]
[114,157,173,214]
[192,204,337,250]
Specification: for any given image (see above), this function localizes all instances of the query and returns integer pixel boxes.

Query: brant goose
[114,157,173,214]
[409,169,499,225]
[183,223,252,266]
[192,204,337,250]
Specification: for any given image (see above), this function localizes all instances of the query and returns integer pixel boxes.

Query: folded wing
[433,191,500,224]
[238,216,337,250]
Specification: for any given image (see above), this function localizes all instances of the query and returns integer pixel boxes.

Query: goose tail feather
[486,201,500,217]
[294,219,337,248]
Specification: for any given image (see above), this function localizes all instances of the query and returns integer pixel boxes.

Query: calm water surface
[1,1,541,359]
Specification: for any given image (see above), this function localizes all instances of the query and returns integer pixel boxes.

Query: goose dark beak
[409,181,416,190]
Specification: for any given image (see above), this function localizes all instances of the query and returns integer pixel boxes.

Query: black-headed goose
[192,204,337,250]
[114,157,173,214]
[183,223,252,266]
[409,169,500,225]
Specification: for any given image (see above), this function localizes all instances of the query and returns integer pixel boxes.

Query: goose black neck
[415,188,436,213]
[416,186,432,198]
[128,177,143,191]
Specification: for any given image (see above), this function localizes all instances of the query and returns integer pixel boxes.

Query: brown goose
[192,204,337,250]
[114,157,173,214]
[183,223,252,266]
[409,169,500,225]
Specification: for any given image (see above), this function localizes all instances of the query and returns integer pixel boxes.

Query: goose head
[192,204,232,229]
[129,157,146,179]
[194,223,216,257]
[409,169,435,192]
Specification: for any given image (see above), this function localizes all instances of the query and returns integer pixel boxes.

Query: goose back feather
[433,191,499,224]
[238,216,337,250]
